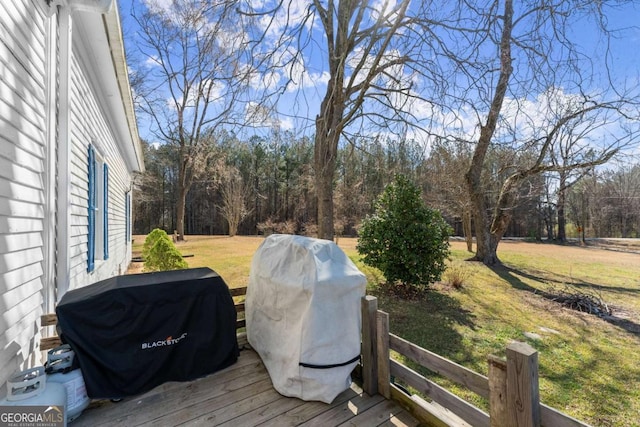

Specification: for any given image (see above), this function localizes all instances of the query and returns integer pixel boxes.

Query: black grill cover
[56,267,239,398]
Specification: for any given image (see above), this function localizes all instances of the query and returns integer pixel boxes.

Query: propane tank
[1,367,67,426]
[45,344,90,422]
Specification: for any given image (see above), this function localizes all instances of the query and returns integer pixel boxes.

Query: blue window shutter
[87,145,96,272]
[125,191,130,243]
[103,163,109,260]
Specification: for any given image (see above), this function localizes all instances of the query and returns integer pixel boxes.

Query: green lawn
[132,235,640,427]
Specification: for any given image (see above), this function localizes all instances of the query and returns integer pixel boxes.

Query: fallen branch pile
[549,286,611,317]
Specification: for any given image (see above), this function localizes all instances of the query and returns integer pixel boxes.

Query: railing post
[361,295,378,396]
[506,341,540,427]
[488,355,508,427]
[376,310,390,399]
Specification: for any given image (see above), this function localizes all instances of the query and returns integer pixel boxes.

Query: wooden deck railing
[40,286,249,351]
[360,296,592,427]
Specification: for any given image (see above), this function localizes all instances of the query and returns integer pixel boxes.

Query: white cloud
[345,47,373,87]
[217,29,250,54]
[369,0,400,24]
[258,70,283,91]
[144,55,161,68]
[199,79,226,103]
[239,63,283,92]
[286,68,330,92]
[278,116,295,131]
[257,0,313,41]
[142,0,173,16]
[245,102,270,126]
[164,79,226,112]
[245,102,294,130]
[346,47,407,93]
[403,86,639,162]
[279,49,330,92]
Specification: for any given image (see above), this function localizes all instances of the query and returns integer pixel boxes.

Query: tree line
[132,131,640,242]
[125,0,640,265]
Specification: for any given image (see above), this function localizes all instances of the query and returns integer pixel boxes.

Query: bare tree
[425,140,474,252]
[242,0,438,240]
[313,0,414,239]
[592,163,640,238]
[422,0,640,265]
[547,93,627,242]
[130,0,639,249]
[567,173,595,244]
[131,0,249,240]
[218,167,251,237]
[608,164,640,237]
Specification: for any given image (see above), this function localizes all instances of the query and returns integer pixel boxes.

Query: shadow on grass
[492,264,640,338]
[510,265,639,296]
[538,340,637,427]
[370,286,477,363]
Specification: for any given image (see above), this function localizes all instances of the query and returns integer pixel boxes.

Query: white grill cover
[246,234,366,403]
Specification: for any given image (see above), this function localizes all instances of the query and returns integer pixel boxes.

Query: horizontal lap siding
[0,0,47,393]
[68,39,132,290]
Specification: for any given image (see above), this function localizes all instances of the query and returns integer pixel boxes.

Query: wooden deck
[72,347,420,427]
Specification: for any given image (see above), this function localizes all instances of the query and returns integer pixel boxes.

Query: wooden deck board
[71,349,420,427]
[171,386,286,426]
[74,351,266,426]
[337,399,405,426]
[258,385,363,427]
[297,392,386,426]
[378,409,422,427]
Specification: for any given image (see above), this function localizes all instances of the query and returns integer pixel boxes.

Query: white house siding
[67,44,133,289]
[0,0,48,387]
[0,0,141,395]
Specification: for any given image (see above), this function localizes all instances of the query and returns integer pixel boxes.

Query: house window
[87,144,109,272]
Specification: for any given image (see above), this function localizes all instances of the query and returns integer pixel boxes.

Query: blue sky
[119,0,640,154]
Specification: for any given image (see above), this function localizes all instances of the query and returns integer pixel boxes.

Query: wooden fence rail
[361,296,592,427]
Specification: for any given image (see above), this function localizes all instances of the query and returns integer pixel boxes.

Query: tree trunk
[475,226,501,265]
[465,0,513,266]
[175,155,188,241]
[536,202,543,241]
[557,173,567,242]
[314,67,344,240]
[314,124,339,240]
[546,203,554,240]
[176,185,186,241]
[462,209,473,252]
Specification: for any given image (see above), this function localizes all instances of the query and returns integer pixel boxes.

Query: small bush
[357,175,451,292]
[257,219,296,236]
[143,229,188,272]
[142,228,168,261]
[302,222,318,237]
[443,260,471,290]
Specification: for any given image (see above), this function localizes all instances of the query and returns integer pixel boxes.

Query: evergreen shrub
[357,175,451,290]
[143,228,188,272]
